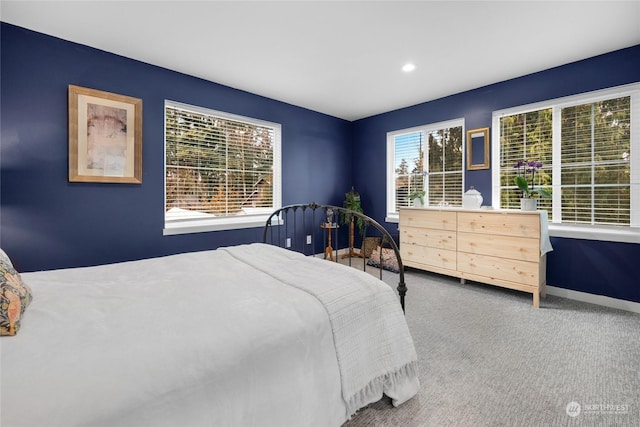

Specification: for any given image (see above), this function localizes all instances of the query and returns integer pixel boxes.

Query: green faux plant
[409,190,425,205]
[342,187,365,236]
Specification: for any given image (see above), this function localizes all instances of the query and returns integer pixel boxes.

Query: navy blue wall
[0,23,352,271]
[352,44,640,304]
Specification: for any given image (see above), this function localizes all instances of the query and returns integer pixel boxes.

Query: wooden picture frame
[69,85,142,183]
[466,127,490,170]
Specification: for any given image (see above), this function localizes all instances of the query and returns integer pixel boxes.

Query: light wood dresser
[399,207,547,308]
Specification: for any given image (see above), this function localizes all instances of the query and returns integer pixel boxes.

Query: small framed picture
[68,85,142,183]
[466,127,490,170]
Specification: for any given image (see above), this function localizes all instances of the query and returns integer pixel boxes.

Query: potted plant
[514,160,551,210]
[409,190,425,207]
[342,187,365,258]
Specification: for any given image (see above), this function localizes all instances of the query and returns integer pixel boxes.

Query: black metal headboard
[263,202,407,312]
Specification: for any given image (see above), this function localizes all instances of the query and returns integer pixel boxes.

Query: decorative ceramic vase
[520,198,537,211]
[462,186,483,209]
[412,198,423,208]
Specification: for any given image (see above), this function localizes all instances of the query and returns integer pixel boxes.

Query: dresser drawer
[457,211,540,238]
[401,245,457,271]
[457,252,539,286]
[400,209,456,231]
[457,232,539,262]
[400,226,456,251]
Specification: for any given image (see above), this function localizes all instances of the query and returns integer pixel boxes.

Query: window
[164,101,281,235]
[492,83,640,240]
[387,119,464,220]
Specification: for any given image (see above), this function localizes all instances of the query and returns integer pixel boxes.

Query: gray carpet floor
[339,259,640,427]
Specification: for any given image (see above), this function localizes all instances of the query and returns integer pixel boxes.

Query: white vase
[412,198,423,208]
[462,186,483,209]
[520,198,537,211]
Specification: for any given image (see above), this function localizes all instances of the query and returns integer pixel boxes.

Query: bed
[1,203,419,427]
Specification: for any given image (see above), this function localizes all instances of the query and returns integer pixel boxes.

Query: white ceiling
[2,0,639,121]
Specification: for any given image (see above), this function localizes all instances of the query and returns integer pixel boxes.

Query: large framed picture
[68,85,142,183]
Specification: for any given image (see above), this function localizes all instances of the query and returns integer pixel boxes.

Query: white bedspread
[1,243,418,426]
[221,245,419,415]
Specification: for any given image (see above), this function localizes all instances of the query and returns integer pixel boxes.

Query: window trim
[386,118,465,222]
[491,83,640,243]
[163,100,282,235]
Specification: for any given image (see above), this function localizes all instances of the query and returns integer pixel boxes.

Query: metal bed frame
[263,202,407,312]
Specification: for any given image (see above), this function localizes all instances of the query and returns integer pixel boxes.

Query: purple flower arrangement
[514,160,551,199]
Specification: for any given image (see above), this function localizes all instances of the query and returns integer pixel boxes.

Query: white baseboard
[546,286,640,314]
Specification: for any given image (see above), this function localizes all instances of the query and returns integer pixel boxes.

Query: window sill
[163,215,276,236]
[548,224,640,244]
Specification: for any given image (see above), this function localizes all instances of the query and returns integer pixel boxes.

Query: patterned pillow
[1,251,33,336]
[0,248,12,267]
[367,246,400,273]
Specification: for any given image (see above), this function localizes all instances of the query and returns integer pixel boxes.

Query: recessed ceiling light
[402,63,416,72]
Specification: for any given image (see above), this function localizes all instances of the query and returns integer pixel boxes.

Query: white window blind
[392,131,425,211]
[560,97,631,225]
[493,83,639,234]
[498,108,553,213]
[164,101,281,234]
[387,119,464,219]
[426,126,464,207]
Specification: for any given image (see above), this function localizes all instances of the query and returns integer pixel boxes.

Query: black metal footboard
[263,202,407,312]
